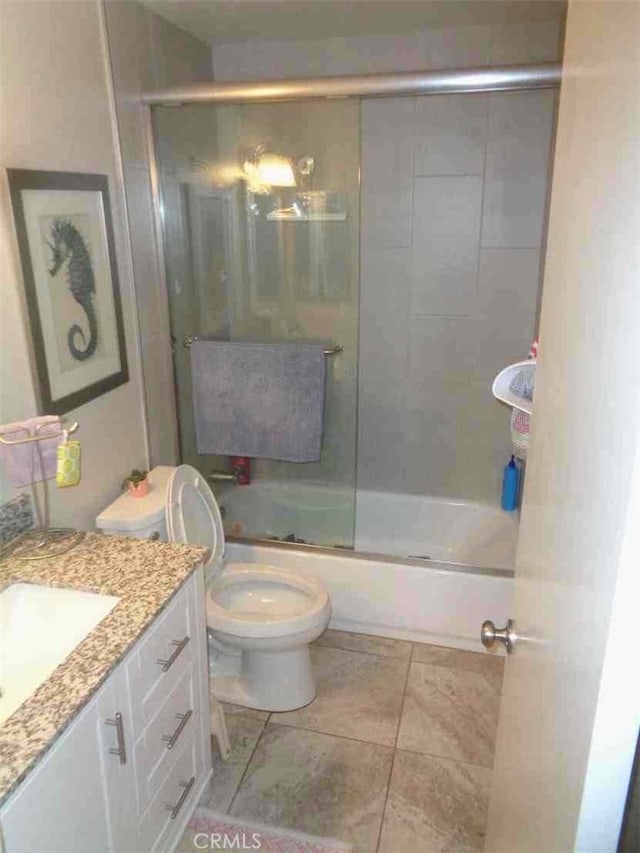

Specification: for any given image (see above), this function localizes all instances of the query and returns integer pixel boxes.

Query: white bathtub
[226,539,513,653]
[219,480,518,570]
[220,480,516,652]
[355,490,518,571]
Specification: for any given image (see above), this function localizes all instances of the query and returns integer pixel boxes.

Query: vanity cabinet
[0,568,211,853]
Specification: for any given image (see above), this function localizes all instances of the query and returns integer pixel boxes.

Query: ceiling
[141,0,566,44]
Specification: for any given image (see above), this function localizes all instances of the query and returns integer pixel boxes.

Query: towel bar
[182,336,342,356]
[0,418,78,446]
[0,416,84,563]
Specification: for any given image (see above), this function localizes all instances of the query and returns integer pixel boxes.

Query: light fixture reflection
[241,146,296,189]
[256,153,296,187]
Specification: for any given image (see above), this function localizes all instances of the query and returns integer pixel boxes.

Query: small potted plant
[123,468,149,498]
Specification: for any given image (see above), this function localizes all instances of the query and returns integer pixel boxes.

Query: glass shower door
[152,99,360,548]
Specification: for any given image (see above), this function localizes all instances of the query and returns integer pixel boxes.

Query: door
[485,2,640,851]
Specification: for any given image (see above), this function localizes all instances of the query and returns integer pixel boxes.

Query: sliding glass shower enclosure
[150,67,558,567]
[154,98,361,547]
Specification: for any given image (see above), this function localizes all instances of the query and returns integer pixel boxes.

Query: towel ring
[182,336,342,357]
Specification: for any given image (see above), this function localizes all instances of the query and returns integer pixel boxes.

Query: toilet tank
[96,466,175,541]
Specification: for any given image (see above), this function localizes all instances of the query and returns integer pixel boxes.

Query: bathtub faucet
[207,471,237,484]
[209,457,251,486]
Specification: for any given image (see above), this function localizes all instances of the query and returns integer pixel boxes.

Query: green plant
[123,468,148,488]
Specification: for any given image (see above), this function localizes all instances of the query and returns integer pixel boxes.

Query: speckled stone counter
[0,532,207,806]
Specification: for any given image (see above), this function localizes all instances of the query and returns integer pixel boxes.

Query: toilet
[96,465,331,712]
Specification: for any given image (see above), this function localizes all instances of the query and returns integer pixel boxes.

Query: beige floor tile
[315,629,412,660]
[199,714,266,812]
[412,642,505,676]
[230,723,393,852]
[271,646,409,746]
[397,662,501,767]
[378,750,490,853]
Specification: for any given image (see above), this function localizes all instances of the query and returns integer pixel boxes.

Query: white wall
[0,0,147,528]
[104,0,213,467]
[211,19,564,81]
[211,19,562,504]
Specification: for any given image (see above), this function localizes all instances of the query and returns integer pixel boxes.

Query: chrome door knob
[481,618,517,654]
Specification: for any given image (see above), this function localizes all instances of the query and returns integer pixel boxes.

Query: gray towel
[191,341,327,462]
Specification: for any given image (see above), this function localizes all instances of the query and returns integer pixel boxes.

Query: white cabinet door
[96,661,138,851]
[0,701,110,853]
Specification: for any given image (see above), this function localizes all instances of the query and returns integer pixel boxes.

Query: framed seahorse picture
[7,169,128,414]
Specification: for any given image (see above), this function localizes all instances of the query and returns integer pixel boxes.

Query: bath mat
[177,806,354,853]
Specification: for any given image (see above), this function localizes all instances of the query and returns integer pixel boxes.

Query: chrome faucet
[207,471,237,484]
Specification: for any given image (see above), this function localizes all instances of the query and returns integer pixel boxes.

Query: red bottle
[231,456,251,485]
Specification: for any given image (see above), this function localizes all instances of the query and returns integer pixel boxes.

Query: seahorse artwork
[46,217,98,361]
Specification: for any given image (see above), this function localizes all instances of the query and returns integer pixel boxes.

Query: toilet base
[210,644,317,712]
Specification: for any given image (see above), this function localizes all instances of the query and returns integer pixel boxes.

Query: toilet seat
[207,563,330,639]
[166,465,225,571]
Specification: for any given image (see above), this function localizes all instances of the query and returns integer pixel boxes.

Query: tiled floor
[196,630,504,853]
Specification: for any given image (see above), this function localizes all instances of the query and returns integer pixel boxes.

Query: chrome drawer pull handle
[157,636,190,672]
[166,776,195,820]
[105,712,127,765]
[162,710,193,750]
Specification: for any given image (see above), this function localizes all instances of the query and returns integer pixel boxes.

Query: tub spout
[207,471,237,484]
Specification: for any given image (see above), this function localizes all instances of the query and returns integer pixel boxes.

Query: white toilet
[97,465,331,712]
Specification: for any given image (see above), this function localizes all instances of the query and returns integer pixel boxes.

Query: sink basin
[0,583,119,725]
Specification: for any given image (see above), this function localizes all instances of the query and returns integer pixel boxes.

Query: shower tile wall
[359,90,555,501]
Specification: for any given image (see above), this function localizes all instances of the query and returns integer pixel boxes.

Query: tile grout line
[261,716,497,769]
[318,635,504,670]
[225,714,270,816]
[263,719,397,751]
[373,642,415,853]
[392,743,496,773]
[314,641,412,663]
[409,658,505,678]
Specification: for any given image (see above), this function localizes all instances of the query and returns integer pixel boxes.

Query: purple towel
[191,341,326,462]
[0,416,63,487]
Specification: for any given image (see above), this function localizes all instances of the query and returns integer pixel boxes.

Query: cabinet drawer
[134,663,198,813]
[126,578,197,735]
[137,732,202,853]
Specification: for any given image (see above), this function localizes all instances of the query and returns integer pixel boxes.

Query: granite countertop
[0,532,207,806]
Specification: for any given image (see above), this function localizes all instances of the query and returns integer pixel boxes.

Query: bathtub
[220,480,515,652]
[354,490,518,571]
[219,480,518,568]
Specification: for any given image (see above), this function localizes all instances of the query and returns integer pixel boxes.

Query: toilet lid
[165,465,225,568]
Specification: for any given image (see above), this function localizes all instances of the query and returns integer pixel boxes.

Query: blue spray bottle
[501,455,520,511]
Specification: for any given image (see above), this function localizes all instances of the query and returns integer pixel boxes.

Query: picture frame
[7,169,129,415]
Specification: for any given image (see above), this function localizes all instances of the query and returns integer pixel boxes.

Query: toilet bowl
[165,465,330,711]
[206,563,330,710]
